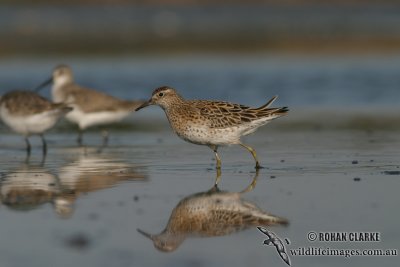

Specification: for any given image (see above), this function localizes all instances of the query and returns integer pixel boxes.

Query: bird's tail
[253,96,289,118]
[52,103,73,113]
[243,202,289,226]
[256,213,289,226]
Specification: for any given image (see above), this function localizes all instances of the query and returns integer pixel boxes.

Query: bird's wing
[64,85,127,113]
[1,91,54,115]
[190,96,287,129]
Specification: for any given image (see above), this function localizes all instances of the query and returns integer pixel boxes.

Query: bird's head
[137,228,184,252]
[34,64,74,92]
[135,86,182,111]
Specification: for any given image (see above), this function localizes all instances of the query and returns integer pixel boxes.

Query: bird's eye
[158,92,164,97]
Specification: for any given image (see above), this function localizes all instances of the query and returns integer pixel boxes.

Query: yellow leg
[209,145,222,169]
[240,168,259,193]
[240,143,263,169]
[214,167,222,186]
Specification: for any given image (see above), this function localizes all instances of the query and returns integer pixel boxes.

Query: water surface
[0,55,399,267]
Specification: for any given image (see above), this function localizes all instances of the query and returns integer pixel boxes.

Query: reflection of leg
[240,143,263,169]
[240,168,259,193]
[25,137,31,156]
[40,134,47,157]
[214,167,222,186]
[209,145,221,169]
[101,130,109,147]
[40,135,47,165]
[24,137,31,163]
[77,129,83,146]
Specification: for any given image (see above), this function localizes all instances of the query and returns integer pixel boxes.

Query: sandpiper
[34,65,144,146]
[0,90,72,156]
[137,171,288,252]
[136,86,288,169]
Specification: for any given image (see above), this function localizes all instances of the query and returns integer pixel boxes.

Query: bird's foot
[255,163,265,169]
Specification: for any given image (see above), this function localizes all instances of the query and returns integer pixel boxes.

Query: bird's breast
[164,108,241,146]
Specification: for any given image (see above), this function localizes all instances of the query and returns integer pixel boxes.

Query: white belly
[175,117,274,146]
[177,124,242,146]
[66,106,130,130]
[0,106,60,136]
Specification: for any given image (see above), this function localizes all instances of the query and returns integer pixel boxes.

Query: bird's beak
[137,228,154,240]
[33,77,53,92]
[135,99,152,111]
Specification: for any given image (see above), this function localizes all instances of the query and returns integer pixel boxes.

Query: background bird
[0,90,72,156]
[35,65,144,146]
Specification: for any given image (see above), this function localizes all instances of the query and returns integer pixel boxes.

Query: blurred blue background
[1,3,399,267]
[1,1,400,108]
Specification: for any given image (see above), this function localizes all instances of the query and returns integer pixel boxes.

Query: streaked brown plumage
[191,98,287,128]
[137,172,288,252]
[136,86,288,169]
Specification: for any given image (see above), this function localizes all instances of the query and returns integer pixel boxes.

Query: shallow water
[0,126,399,267]
[0,54,399,266]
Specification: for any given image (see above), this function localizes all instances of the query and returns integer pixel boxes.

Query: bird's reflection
[137,170,288,252]
[0,162,59,212]
[58,149,146,195]
[0,150,147,218]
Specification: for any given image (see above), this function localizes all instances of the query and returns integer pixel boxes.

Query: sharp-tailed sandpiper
[137,171,288,252]
[136,86,288,169]
[35,65,144,146]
